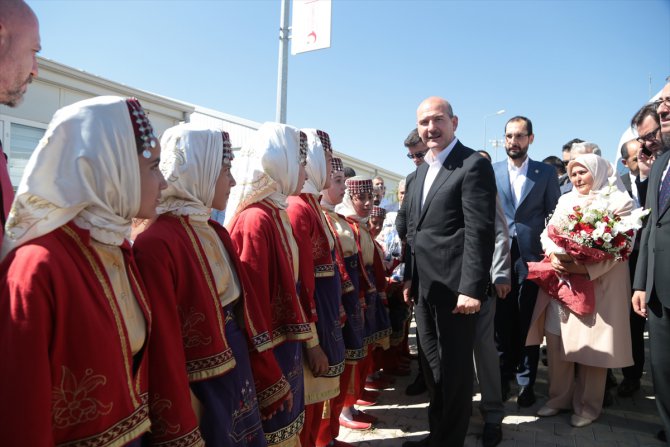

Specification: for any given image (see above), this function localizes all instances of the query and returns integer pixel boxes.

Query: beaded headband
[299,131,308,165]
[222,131,234,166]
[345,178,373,195]
[331,157,344,173]
[125,98,157,159]
[371,206,386,218]
[316,130,332,153]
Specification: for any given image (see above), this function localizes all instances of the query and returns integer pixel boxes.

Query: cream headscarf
[158,123,224,221]
[225,122,302,225]
[567,154,625,196]
[338,176,372,224]
[301,128,328,196]
[2,96,142,258]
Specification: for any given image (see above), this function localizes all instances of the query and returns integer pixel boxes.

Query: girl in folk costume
[225,123,313,447]
[528,154,634,427]
[338,177,391,428]
[286,130,345,447]
[368,206,411,378]
[317,158,368,446]
[133,124,267,447]
[0,96,165,446]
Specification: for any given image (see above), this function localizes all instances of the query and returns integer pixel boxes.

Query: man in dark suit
[632,81,670,444]
[493,116,560,407]
[618,138,648,397]
[397,128,428,396]
[402,96,496,447]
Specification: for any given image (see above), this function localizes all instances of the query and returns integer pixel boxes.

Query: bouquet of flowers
[528,182,649,315]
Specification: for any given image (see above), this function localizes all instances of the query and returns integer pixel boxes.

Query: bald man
[0,0,40,241]
[403,96,496,447]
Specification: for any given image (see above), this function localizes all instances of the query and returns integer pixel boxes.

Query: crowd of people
[1,1,670,447]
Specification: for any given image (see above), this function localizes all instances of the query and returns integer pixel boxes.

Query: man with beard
[632,80,670,444]
[0,0,40,242]
[493,116,560,407]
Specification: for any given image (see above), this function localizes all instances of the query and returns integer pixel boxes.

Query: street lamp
[483,109,506,151]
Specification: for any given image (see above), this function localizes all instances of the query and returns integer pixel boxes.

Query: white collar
[508,156,530,173]
[424,137,458,165]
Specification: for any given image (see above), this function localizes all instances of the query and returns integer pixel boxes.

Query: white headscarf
[567,154,624,196]
[338,176,372,224]
[225,122,301,225]
[2,96,142,258]
[158,123,224,221]
[301,128,328,196]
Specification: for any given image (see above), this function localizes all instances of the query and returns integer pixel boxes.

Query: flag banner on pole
[292,0,332,55]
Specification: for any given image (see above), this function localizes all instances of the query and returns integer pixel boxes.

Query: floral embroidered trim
[186,349,236,382]
[58,394,150,447]
[257,376,291,409]
[263,410,305,446]
[52,366,113,429]
[60,225,140,408]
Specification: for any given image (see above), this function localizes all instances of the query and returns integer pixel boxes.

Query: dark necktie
[659,161,670,211]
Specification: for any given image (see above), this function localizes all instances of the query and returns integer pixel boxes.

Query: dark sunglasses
[407,151,427,160]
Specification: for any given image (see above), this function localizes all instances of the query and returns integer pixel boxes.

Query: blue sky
[29,0,670,176]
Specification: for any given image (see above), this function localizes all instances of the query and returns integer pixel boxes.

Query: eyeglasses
[636,127,660,145]
[504,133,529,140]
[653,98,670,111]
[407,151,427,160]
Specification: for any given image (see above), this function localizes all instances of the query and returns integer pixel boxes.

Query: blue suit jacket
[493,158,560,270]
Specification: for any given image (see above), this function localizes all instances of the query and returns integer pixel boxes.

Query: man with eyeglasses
[397,128,429,398]
[632,80,670,444]
[405,128,428,167]
[492,116,560,408]
[632,103,664,157]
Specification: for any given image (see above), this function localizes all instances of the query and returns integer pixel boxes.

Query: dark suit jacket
[396,170,416,243]
[633,150,670,307]
[405,141,496,302]
[493,159,560,269]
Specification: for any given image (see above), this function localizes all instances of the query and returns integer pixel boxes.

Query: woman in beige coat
[527,154,634,428]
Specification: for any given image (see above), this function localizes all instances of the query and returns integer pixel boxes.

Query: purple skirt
[190,304,266,446]
[341,255,365,361]
[364,265,391,347]
[313,257,345,376]
[260,340,304,446]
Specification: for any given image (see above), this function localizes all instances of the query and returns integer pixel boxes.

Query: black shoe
[603,390,613,407]
[501,380,511,402]
[606,369,618,389]
[405,375,427,396]
[482,423,502,447]
[402,436,430,447]
[517,386,536,407]
[657,430,667,442]
[617,378,641,397]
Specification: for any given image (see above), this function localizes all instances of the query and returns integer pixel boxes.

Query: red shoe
[338,416,371,430]
[355,397,377,406]
[365,377,393,390]
[352,411,378,424]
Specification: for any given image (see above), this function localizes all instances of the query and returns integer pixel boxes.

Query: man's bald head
[0,0,40,107]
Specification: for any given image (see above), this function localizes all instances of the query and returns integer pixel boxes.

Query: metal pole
[276,0,290,123]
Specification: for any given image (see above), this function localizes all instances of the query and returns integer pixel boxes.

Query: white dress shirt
[629,172,640,207]
[422,137,458,208]
[508,156,529,207]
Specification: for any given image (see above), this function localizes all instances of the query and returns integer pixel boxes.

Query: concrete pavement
[337,327,665,447]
